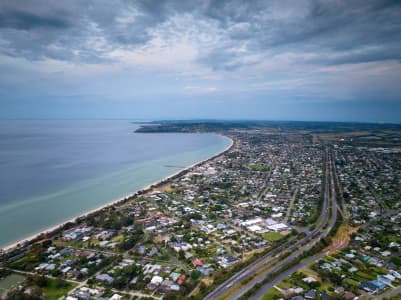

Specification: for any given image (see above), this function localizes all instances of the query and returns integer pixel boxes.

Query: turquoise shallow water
[0,121,231,248]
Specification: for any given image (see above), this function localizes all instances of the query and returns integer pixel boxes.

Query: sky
[0,0,401,122]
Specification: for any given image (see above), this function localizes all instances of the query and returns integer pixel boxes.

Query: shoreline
[1,135,234,253]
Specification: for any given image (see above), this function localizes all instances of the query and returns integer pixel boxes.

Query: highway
[205,149,338,300]
[248,151,338,300]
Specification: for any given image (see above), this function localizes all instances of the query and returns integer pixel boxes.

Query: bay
[0,120,231,248]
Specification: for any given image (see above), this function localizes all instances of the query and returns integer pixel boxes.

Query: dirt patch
[327,225,359,254]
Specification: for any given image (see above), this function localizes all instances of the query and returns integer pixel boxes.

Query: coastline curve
[1,134,234,253]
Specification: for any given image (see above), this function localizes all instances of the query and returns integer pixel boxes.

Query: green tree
[190,270,202,281]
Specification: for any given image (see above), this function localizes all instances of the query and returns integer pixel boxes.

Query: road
[256,159,276,202]
[3,268,81,285]
[248,151,338,300]
[205,149,336,300]
[374,285,401,300]
[284,188,298,223]
[203,235,302,300]
[249,252,327,300]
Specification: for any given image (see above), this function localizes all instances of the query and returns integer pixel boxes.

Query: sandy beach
[2,135,233,253]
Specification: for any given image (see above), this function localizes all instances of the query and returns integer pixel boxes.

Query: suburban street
[205,149,338,300]
[248,152,339,300]
[2,124,400,300]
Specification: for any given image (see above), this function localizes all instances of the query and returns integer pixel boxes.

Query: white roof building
[267,223,288,232]
[240,217,263,227]
[151,275,163,285]
[248,225,262,232]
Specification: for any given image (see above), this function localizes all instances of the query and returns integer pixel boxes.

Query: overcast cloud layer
[1,0,400,122]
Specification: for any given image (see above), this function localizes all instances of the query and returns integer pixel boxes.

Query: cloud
[0,1,171,62]
[0,0,400,121]
[184,86,219,95]
[197,0,401,70]
[0,9,70,30]
[0,0,399,67]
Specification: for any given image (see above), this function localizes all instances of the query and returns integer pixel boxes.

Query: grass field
[262,286,282,299]
[0,273,26,295]
[263,232,284,242]
[43,278,76,300]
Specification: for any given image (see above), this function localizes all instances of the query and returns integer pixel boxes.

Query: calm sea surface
[0,120,231,248]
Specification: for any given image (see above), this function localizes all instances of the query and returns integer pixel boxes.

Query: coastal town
[1,122,401,300]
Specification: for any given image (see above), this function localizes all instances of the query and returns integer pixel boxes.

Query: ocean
[0,120,231,248]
